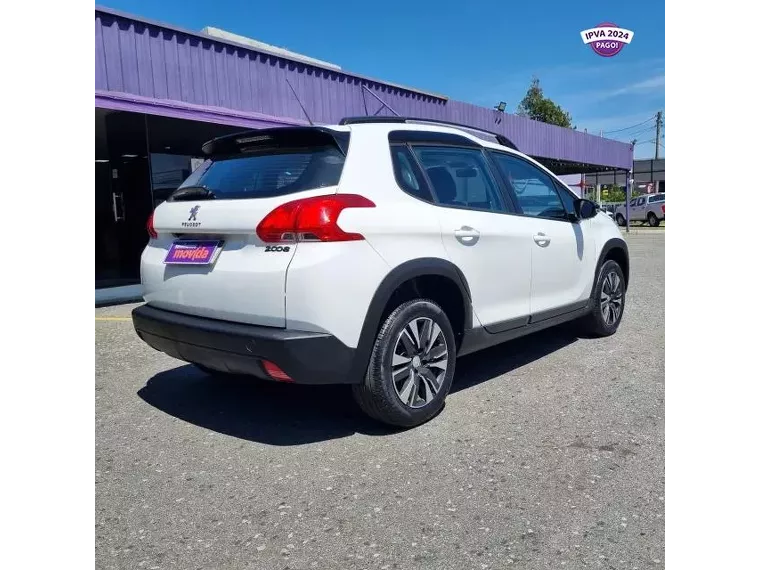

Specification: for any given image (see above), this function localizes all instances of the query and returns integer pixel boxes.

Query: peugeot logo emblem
[188,205,200,221]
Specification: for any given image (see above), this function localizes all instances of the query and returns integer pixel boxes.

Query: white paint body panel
[143,187,338,327]
[527,217,597,314]
[436,208,532,327]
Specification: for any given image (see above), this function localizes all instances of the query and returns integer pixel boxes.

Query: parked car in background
[615,193,665,227]
[599,204,618,219]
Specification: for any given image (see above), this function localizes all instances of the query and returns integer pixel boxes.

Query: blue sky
[100,0,665,158]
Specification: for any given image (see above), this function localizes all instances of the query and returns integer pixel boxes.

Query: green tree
[601,185,627,203]
[516,77,573,128]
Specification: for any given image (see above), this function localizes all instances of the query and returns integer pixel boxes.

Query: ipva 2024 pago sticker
[580,22,634,57]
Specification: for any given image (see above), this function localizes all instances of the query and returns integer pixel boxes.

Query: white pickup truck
[615,193,665,227]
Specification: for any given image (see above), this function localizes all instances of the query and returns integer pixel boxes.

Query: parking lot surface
[96,233,665,570]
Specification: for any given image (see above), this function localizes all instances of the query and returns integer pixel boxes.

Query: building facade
[94,5,634,301]
[583,159,666,195]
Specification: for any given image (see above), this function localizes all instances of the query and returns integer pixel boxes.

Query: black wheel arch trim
[348,257,473,381]
[596,237,629,289]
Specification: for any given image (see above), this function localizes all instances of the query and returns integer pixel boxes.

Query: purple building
[95,5,633,300]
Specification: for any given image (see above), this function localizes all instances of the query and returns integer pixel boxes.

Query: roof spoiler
[201,126,350,156]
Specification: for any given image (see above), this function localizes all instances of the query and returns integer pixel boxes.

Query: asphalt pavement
[96,232,665,570]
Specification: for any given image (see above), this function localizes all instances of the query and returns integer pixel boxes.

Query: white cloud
[602,75,665,99]
[457,58,665,110]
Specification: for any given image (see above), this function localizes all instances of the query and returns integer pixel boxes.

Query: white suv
[132,117,629,428]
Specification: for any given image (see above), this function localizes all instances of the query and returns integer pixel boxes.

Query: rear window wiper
[169,186,217,201]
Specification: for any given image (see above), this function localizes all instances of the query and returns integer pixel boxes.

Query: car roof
[202,119,567,189]
[331,119,530,159]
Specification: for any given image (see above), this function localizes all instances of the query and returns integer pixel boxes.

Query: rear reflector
[147,212,157,239]
[256,194,375,243]
[262,360,293,382]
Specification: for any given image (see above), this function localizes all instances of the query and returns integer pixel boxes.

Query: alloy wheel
[600,271,624,326]
[391,317,449,409]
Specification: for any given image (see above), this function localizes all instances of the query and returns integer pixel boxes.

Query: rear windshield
[173,146,346,200]
[648,194,665,202]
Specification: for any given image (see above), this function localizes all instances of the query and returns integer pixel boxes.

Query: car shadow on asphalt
[137,326,579,446]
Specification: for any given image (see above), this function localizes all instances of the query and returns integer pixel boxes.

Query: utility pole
[625,139,637,234]
[655,111,663,159]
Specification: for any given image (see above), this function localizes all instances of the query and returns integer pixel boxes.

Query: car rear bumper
[132,305,358,384]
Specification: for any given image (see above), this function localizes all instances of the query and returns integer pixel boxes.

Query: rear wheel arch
[595,238,629,290]
[348,258,473,381]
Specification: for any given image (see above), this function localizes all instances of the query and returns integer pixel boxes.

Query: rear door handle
[454,226,480,245]
[533,233,551,247]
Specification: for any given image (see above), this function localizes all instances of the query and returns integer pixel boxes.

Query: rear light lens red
[661,205,665,214]
[256,194,375,243]
[147,212,157,239]
[262,360,293,382]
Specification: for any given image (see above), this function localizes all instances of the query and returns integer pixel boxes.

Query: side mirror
[573,198,598,220]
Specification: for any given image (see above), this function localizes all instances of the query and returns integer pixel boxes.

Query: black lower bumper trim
[132,305,358,384]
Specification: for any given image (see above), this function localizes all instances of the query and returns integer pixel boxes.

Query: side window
[629,199,637,207]
[390,145,434,202]
[490,152,567,220]
[637,197,646,206]
[553,181,578,213]
[411,146,507,213]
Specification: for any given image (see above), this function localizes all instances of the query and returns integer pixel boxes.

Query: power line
[626,127,654,137]
[610,125,656,140]
[603,115,656,134]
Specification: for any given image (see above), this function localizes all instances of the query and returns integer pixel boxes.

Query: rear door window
[410,146,507,213]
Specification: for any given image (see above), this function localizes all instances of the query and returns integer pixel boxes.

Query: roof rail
[338,116,518,151]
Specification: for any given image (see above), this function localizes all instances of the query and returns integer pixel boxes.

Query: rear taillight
[661,205,665,214]
[256,194,375,243]
[147,212,157,239]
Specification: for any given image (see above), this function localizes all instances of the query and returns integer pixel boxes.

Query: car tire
[352,299,457,428]
[647,212,660,227]
[578,260,626,337]
[616,214,626,227]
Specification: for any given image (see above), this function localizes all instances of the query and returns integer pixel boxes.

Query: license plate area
[164,240,224,265]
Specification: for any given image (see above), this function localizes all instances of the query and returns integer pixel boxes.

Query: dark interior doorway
[95,109,244,288]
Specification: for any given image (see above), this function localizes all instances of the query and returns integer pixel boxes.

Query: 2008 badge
[264,245,291,252]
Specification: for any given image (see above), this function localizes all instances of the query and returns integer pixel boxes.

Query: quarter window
[554,182,579,214]
[390,145,434,202]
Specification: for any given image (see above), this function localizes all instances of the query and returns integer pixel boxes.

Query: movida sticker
[580,22,634,57]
